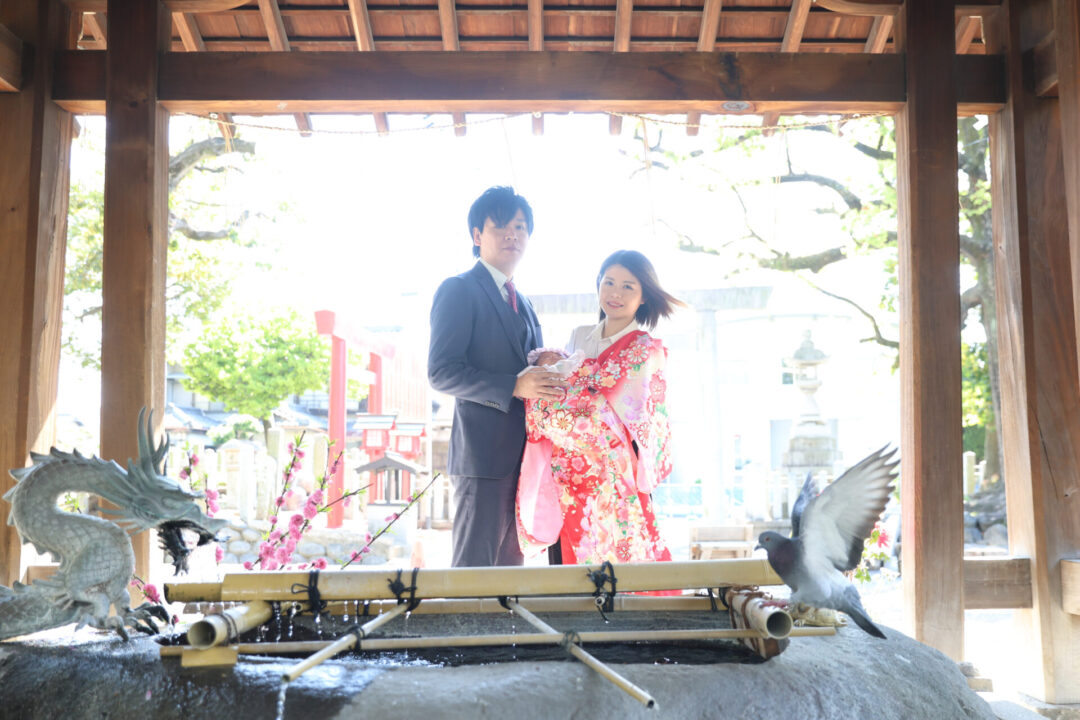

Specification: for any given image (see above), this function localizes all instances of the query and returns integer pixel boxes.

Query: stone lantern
[778,331,839,516]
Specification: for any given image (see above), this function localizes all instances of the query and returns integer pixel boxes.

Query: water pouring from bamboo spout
[281,602,409,683]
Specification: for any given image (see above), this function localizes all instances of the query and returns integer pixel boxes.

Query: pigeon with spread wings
[756,445,898,638]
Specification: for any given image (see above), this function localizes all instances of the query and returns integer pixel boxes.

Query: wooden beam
[609,0,633,135]
[0,21,22,91]
[760,0,811,133]
[528,0,544,135]
[51,51,1007,116]
[173,12,234,140]
[256,0,311,135]
[986,0,1080,703]
[345,0,388,134]
[896,0,964,661]
[102,0,169,594]
[66,0,247,11]
[963,556,1033,609]
[686,0,722,136]
[437,0,467,135]
[0,0,73,586]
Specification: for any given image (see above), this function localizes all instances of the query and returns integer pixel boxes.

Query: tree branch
[804,279,899,350]
[758,247,847,273]
[805,125,895,161]
[959,233,991,262]
[169,137,255,192]
[961,285,982,319]
[171,210,250,241]
[779,173,863,211]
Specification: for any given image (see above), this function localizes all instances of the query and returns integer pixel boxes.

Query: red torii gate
[314,310,396,528]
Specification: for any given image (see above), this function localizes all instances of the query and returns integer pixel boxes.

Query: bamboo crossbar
[164,559,782,604]
[281,603,409,682]
[159,625,838,658]
[507,600,657,708]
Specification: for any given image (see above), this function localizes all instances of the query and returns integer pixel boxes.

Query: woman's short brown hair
[596,250,686,330]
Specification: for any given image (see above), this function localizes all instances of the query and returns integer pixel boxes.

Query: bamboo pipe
[165,559,782,604]
[176,595,721,617]
[727,591,793,639]
[507,600,657,709]
[319,595,719,616]
[281,603,409,683]
[159,625,838,658]
[186,601,274,650]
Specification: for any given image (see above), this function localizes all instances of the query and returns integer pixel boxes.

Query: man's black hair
[467,186,535,257]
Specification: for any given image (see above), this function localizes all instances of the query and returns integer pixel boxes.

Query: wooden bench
[690,525,756,560]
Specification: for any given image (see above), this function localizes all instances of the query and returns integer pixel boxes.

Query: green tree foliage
[182,311,330,434]
[961,342,993,460]
[64,124,261,369]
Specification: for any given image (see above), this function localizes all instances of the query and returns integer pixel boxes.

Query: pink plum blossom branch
[339,472,442,569]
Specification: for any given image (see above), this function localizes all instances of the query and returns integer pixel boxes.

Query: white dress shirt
[567,319,641,358]
[478,258,513,302]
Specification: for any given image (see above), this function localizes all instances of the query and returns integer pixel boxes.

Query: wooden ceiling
[72,0,989,55]
[57,0,1000,135]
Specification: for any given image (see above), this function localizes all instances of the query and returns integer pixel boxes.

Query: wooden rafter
[51,51,1006,116]
[760,0,811,134]
[0,21,22,92]
[955,15,981,53]
[609,0,633,135]
[256,0,312,136]
[864,15,893,53]
[80,11,107,50]
[345,0,389,135]
[528,0,544,135]
[437,0,467,136]
[685,0,722,136]
[174,12,235,140]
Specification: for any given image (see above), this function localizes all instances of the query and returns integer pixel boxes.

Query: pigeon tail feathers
[840,584,886,639]
[844,604,887,639]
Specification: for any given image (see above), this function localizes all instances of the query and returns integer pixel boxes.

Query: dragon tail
[0,582,82,642]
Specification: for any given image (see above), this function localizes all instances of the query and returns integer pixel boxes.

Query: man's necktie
[505,278,519,313]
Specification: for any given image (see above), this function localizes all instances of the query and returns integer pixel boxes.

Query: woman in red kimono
[517,250,685,565]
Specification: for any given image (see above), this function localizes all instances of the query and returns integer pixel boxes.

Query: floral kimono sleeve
[601,334,673,494]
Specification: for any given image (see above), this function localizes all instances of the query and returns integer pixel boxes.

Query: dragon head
[98,408,228,573]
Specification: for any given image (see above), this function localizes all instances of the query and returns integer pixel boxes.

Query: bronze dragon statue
[0,409,227,641]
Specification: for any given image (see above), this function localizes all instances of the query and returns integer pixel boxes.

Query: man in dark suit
[429,186,564,567]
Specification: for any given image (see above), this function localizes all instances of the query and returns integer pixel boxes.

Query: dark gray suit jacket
[428,262,543,480]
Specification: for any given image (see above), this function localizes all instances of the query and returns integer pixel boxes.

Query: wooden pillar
[895,0,965,660]
[1056,0,1080,380]
[986,0,1080,703]
[101,0,169,584]
[0,0,74,586]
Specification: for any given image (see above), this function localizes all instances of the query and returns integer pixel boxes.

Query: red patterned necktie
[505,278,519,313]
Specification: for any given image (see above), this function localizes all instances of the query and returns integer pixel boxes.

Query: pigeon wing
[798,445,898,573]
[790,472,817,539]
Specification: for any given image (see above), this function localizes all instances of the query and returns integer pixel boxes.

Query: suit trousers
[450,475,524,567]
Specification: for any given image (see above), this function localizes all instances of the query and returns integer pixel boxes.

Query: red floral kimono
[516,330,673,565]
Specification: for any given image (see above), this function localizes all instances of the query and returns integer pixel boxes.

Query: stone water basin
[0,607,995,720]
